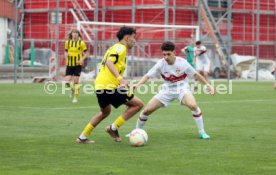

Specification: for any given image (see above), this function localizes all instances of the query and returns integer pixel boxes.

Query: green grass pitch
[0,81,276,175]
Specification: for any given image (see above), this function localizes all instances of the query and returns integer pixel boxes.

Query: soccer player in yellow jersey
[76,26,144,144]
[64,29,88,103]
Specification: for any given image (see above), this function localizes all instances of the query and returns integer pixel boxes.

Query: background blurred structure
[0,0,275,82]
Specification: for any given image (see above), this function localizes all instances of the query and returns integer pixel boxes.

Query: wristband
[117,75,123,81]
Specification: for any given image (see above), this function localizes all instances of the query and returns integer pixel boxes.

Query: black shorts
[65,66,82,76]
[96,88,134,109]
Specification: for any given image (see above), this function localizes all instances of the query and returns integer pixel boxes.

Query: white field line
[197,99,276,104]
[0,99,275,110]
[0,106,99,110]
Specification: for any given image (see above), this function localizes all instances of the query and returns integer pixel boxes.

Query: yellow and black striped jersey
[65,39,87,66]
[94,43,127,90]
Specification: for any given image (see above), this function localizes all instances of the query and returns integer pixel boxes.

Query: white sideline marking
[0,106,99,110]
[0,99,275,110]
[197,99,276,104]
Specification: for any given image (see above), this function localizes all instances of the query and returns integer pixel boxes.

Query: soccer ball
[129,129,148,147]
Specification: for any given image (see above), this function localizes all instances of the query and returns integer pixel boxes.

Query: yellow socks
[81,123,94,137]
[70,82,75,91]
[112,115,126,130]
[73,84,80,99]
[66,82,74,92]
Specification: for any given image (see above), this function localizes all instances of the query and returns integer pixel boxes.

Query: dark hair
[116,26,136,41]
[161,41,175,51]
[195,41,201,45]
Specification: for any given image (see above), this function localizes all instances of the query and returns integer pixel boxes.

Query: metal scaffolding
[11,0,276,82]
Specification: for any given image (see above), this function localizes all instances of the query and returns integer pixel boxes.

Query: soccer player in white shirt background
[129,41,215,139]
[194,41,211,88]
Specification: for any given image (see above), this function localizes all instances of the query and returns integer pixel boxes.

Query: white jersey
[146,56,196,88]
[194,45,209,63]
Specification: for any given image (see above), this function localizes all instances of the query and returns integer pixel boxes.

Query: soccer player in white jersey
[129,41,215,139]
[194,41,210,88]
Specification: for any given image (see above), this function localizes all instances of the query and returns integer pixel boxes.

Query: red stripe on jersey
[198,50,207,56]
[193,113,202,118]
[160,73,187,83]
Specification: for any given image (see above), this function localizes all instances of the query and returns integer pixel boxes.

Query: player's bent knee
[101,108,111,118]
[137,101,144,110]
[131,98,144,110]
[133,102,144,114]
[143,108,154,116]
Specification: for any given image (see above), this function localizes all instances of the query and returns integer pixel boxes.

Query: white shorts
[196,60,210,72]
[154,85,192,107]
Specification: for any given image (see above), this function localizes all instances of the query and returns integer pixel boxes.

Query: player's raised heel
[105,125,122,142]
[199,132,210,140]
[75,138,95,144]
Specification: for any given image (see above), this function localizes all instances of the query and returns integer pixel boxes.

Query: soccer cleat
[199,132,210,139]
[72,98,78,103]
[75,138,95,144]
[125,133,130,138]
[105,125,122,142]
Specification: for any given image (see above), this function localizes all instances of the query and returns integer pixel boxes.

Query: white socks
[192,107,205,133]
[136,113,148,129]
[136,109,205,134]
[111,123,117,131]
[79,134,87,140]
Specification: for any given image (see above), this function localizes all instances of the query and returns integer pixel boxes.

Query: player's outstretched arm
[132,75,150,92]
[195,72,215,95]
